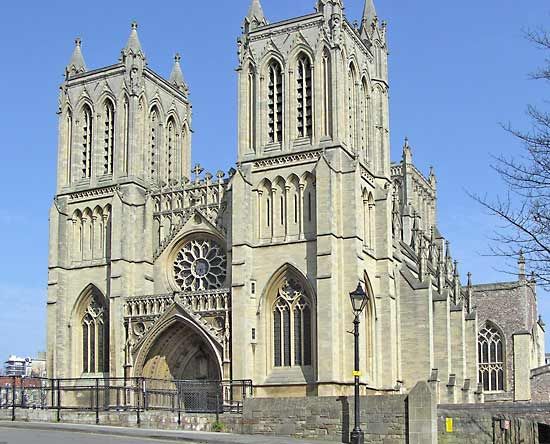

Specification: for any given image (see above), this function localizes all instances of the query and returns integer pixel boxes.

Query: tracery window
[268,61,283,144]
[173,238,227,292]
[296,55,312,139]
[81,105,93,178]
[82,293,109,374]
[478,324,504,392]
[103,100,115,175]
[273,280,312,367]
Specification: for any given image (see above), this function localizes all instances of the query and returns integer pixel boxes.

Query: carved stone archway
[135,317,222,382]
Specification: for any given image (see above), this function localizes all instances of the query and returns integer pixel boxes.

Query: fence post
[11,375,16,422]
[177,384,181,427]
[95,378,100,425]
[136,378,141,427]
[215,383,220,423]
[50,379,54,410]
[56,379,61,422]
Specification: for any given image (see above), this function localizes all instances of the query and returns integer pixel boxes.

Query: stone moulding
[252,150,321,170]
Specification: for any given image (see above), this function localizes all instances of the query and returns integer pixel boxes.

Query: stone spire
[360,0,377,40]
[121,21,146,62]
[65,38,87,80]
[245,0,267,31]
[169,53,188,93]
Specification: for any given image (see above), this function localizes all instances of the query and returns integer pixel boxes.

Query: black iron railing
[0,376,253,424]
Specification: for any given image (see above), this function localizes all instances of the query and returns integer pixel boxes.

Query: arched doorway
[134,318,223,412]
[139,320,221,381]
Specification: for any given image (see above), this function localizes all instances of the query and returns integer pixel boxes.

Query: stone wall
[532,365,550,403]
[438,403,550,444]
[232,394,407,443]
[0,409,240,433]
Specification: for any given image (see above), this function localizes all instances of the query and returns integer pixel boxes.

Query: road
[0,427,194,444]
[0,422,340,444]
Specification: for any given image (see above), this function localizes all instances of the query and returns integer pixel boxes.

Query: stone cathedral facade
[47,0,548,403]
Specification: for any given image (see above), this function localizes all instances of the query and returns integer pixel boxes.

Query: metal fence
[0,376,252,424]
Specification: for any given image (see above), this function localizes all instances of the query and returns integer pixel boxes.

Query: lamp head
[350,282,368,315]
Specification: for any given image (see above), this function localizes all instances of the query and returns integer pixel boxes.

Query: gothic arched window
[82,291,109,374]
[81,105,93,178]
[478,324,505,392]
[273,280,312,367]
[321,48,332,137]
[296,54,312,139]
[149,107,160,182]
[66,110,73,184]
[267,60,283,144]
[166,117,176,183]
[103,100,115,175]
[247,65,256,151]
[348,64,358,150]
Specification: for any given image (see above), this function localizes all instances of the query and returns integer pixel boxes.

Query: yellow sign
[446,418,453,433]
[352,371,361,377]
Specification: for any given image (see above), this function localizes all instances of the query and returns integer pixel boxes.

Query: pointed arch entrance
[135,315,222,382]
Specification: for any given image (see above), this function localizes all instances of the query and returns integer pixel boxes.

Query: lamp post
[349,282,369,444]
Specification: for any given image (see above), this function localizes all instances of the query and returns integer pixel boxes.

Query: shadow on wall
[337,396,350,444]
[540,423,550,444]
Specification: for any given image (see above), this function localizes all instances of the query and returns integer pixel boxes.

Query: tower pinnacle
[170,53,188,94]
[121,21,146,62]
[65,38,87,80]
[360,0,377,40]
[245,0,267,31]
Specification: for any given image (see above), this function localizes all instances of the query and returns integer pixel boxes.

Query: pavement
[0,421,340,444]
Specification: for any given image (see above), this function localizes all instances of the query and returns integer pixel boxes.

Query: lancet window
[103,100,115,175]
[66,110,73,184]
[296,54,312,139]
[348,64,358,150]
[268,61,283,144]
[82,292,109,374]
[478,324,505,392]
[321,49,331,137]
[167,118,176,182]
[81,105,93,178]
[149,107,160,182]
[273,280,312,367]
[247,67,256,151]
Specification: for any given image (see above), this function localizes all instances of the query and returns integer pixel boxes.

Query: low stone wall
[233,394,407,443]
[0,408,239,432]
[532,365,550,403]
[438,403,550,444]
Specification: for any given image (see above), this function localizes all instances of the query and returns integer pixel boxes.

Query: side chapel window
[478,324,504,392]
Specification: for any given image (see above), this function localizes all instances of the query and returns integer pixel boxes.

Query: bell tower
[231,0,397,396]
[47,23,193,378]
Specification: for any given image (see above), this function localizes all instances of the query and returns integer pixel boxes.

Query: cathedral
[46,0,548,404]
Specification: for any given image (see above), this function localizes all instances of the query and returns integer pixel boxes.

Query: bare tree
[472,28,550,287]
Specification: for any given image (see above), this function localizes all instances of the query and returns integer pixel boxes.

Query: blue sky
[0,0,548,362]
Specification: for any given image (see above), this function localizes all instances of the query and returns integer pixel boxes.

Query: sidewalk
[0,421,341,444]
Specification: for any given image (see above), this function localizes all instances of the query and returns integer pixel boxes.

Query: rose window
[173,239,227,291]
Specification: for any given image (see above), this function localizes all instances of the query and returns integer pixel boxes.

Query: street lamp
[349,282,369,444]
